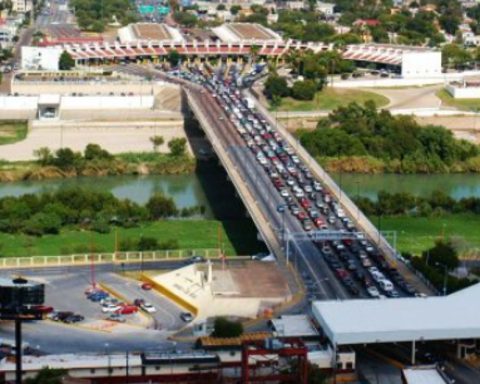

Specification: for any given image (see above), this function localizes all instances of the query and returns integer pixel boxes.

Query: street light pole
[436,262,448,296]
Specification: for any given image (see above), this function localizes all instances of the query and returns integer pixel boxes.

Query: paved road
[36,0,73,27]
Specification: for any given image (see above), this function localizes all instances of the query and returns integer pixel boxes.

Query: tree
[150,135,165,152]
[291,80,317,101]
[84,143,112,161]
[146,193,177,219]
[58,51,75,70]
[211,317,243,338]
[216,3,226,10]
[264,75,289,99]
[33,147,53,166]
[53,148,80,169]
[230,5,241,15]
[422,240,459,271]
[167,49,181,68]
[25,368,67,384]
[168,138,187,157]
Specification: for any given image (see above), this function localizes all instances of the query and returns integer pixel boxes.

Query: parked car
[180,312,194,322]
[116,305,138,315]
[141,283,152,291]
[141,303,157,313]
[106,313,126,323]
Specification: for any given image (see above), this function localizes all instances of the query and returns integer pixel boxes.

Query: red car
[335,268,349,279]
[141,283,152,290]
[33,305,54,314]
[299,198,310,209]
[116,305,138,315]
[313,217,325,228]
[296,211,307,221]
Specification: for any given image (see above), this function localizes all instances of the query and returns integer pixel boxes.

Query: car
[134,298,145,307]
[116,305,138,315]
[106,313,126,323]
[141,303,157,313]
[180,312,194,322]
[102,304,122,313]
[51,311,73,322]
[190,255,205,263]
[141,283,153,290]
[32,305,54,315]
[367,286,380,298]
[64,314,84,323]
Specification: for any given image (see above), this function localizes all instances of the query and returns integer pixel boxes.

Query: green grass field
[0,121,28,145]
[270,87,389,112]
[436,89,480,111]
[377,213,480,255]
[0,219,264,258]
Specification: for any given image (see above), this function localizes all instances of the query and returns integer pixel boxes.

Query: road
[36,0,73,27]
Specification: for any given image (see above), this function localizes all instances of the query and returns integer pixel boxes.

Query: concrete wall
[402,51,442,79]
[445,83,480,99]
[11,80,180,98]
[60,95,154,110]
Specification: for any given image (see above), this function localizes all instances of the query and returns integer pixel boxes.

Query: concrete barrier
[0,248,221,269]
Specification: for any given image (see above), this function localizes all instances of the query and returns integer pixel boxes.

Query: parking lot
[0,267,188,353]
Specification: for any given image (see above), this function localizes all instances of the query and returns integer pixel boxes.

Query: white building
[11,0,32,13]
[342,44,442,79]
[312,283,480,361]
[21,46,63,70]
[316,1,335,16]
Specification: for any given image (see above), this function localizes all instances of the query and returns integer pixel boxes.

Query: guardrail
[0,248,221,269]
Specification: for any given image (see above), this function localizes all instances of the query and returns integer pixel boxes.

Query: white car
[141,303,157,313]
[101,304,122,313]
[367,286,380,298]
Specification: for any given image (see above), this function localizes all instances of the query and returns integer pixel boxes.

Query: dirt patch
[227,262,290,298]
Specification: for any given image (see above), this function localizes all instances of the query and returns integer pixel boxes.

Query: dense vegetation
[355,190,480,217]
[70,0,137,31]
[264,50,355,104]
[403,240,477,294]
[0,188,204,237]
[332,0,460,46]
[0,142,194,183]
[299,102,480,173]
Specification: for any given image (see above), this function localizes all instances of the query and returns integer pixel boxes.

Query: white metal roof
[312,283,480,345]
[403,367,448,384]
[271,315,319,337]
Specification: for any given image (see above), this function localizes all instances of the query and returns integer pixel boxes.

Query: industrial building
[343,43,442,79]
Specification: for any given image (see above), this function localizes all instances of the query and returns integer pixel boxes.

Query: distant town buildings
[11,0,32,13]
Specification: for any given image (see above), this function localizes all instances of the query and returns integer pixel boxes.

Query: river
[332,173,480,200]
[0,171,245,219]
[1,173,480,213]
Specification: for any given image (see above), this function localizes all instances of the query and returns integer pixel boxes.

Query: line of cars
[172,66,415,299]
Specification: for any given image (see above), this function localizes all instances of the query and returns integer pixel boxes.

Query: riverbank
[0,152,196,183]
[376,213,480,255]
[0,219,264,258]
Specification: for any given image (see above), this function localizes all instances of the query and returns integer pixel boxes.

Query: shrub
[211,317,243,338]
